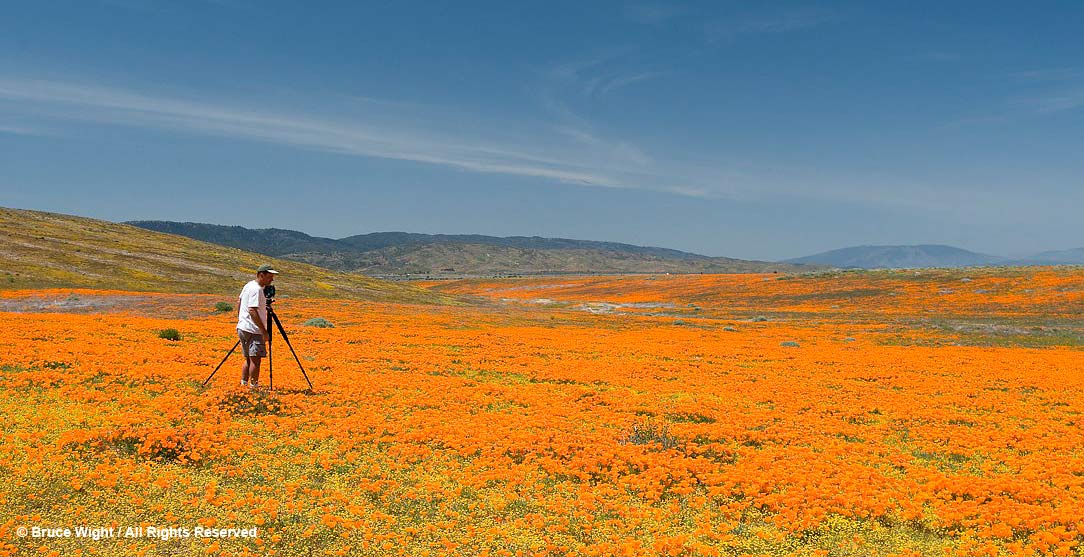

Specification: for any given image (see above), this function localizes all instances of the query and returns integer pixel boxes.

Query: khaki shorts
[237,329,267,358]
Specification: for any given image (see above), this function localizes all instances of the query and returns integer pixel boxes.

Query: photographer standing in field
[237,264,278,388]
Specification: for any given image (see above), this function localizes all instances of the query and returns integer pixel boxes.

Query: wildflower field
[2,268,1083,557]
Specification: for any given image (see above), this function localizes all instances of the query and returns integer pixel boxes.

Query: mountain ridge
[784,244,1084,269]
[1006,248,1084,266]
[128,220,814,276]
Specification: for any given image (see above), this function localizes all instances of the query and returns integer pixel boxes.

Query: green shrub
[214,301,234,313]
[303,317,334,328]
[780,341,800,347]
[158,328,182,341]
[622,419,680,450]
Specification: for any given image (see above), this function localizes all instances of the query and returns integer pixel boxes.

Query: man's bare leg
[248,357,262,387]
[241,356,252,386]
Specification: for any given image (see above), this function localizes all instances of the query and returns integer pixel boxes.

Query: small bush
[303,317,334,328]
[214,301,234,313]
[158,328,182,341]
[752,315,768,322]
[780,341,800,347]
[622,419,681,450]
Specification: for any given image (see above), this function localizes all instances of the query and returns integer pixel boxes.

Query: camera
[264,284,276,304]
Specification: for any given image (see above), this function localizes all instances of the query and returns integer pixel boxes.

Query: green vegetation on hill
[0,207,451,304]
[289,242,808,276]
[129,220,820,276]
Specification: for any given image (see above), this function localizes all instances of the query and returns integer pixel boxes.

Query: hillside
[128,221,816,276]
[785,244,1004,269]
[1008,248,1084,266]
[0,207,450,304]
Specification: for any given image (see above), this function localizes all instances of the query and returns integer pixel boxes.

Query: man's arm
[248,307,269,341]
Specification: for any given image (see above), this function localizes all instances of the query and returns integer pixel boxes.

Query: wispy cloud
[1006,67,1083,82]
[0,123,49,137]
[0,76,633,187]
[584,70,668,99]
[546,49,633,82]
[945,67,1084,127]
[623,3,689,25]
[547,49,669,98]
[1011,88,1084,114]
[0,74,744,200]
[1005,68,1084,113]
[536,52,663,170]
[705,8,838,43]
[0,74,1043,221]
[1010,67,1084,111]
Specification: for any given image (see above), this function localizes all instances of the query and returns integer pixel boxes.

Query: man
[237,264,278,388]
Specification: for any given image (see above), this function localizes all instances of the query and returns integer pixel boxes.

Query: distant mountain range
[1014,248,1084,266]
[128,221,814,276]
[123,221,1084,273]
[785,244,1084,269]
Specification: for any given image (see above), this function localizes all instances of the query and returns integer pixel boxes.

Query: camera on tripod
[264,284,276,305]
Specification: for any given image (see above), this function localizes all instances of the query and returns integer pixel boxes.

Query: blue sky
[1,1,1082,260]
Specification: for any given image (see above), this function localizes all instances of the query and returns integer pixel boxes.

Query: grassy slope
[0,207,450,304]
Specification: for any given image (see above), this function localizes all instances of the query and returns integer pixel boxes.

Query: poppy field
[2,268,1083,556]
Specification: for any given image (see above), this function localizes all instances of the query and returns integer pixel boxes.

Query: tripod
[204,303,314,391]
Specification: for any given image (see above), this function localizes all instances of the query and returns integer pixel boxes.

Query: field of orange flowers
[2,269,1083,557]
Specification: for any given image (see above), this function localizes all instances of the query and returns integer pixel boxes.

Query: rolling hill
[784,245,1005,269]
[128,221,816,276]
[0,207,450,303]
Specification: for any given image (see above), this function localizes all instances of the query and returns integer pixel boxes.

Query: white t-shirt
[237,280,267,334]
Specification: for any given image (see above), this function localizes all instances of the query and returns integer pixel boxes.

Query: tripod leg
[204,340,240,386]
[272,312,314,391]
[267,317,273,391]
